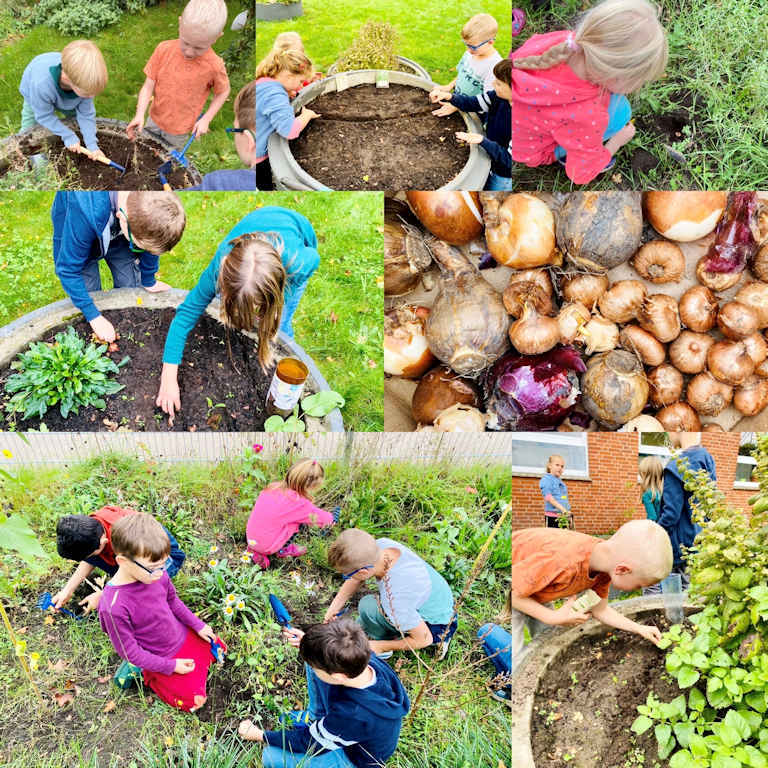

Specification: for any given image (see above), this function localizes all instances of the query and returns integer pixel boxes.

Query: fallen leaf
[16,626,27,634]
[51,659,67,673]
[43,615,55,625]
[53,692,75,707]
[103,700,116,713]
[97,675,111,684]
[611,173,622,184]
[164,736,174,748]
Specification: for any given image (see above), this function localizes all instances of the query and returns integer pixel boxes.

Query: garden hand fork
[78,147,126,177]
[169,111,206,169]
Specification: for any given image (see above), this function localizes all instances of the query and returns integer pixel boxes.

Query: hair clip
[566,34,580,52]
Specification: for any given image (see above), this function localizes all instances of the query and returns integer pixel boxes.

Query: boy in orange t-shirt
[127,0,231,150]
[511,520,672,669]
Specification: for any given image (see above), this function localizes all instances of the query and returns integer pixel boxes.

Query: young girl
[247,458,336,569]
[254,48,320,190]
[155,207,320,423]
[477,587,512,705]
[539,454,572,528]
[510,0,668,184]
[271,32,324,91]
[98,513,225,713]
[639,456,664,522]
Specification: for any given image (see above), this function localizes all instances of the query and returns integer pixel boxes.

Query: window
[511,434,589,479]
[638,432,671,463]
[735,432,758,490]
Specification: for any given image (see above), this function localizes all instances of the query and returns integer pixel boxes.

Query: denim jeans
[484,172,513,191]
[478,623,512,676]
[81,235,141,293]
[554,93,632,161]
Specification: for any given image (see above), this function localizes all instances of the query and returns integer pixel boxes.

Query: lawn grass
[0,452,511,768]
[0,191,384,431]
[0,0,253,177]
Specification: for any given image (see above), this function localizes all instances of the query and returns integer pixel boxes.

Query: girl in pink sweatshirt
[510,0,668,184]
[246,458,335,569]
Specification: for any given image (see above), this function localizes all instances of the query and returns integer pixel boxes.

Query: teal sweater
[642,489,661,522]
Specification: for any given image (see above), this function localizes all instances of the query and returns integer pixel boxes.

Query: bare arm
[511,594,589,626]
[369,621,434,653]
[544,494,569,516]
[127,78,156,139]
[52,561,96,608]
[191,86,232,138]
[324,579,363,621]
[590,599,661,644]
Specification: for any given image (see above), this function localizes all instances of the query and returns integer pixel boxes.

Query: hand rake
[36,592,83,620]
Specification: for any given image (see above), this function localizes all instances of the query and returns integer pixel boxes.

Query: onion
[638,294,681,343]
[406,191,484,245]
[597,280,646,323]
[734,282,768,328]
[743,332,768,366]
[668,331,713,374]
[561,272,609,309]
[509,303,560,355]
[432,403,487,431]
[411,365,480,424]
[631,240,685,283]
[750,243,768,282]
[707,340,755,385]
[557,302,591,344]
[619,325,666,367]
[384,306,436,378]
[647,364,684,408]
[696,255,742,291]
[655,402,702,432]
[717,301,759,340]
[618,415,664,432]
[702,191,760,275]
[383,198,433,296]
[643,191,727,241]
[686,373,733,416]
[678,285,718,332]
[702,423,725,432]
[581,349,649,428]
[575,315,619,355]
[503,279,553,318]
[733,375,768,416]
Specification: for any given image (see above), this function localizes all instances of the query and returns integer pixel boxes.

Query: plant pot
[0,288,343,432]
[255,1,303,21]
[268,71,490,191]
[326,56,431,81]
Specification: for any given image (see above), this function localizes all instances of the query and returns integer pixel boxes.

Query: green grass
[0,453,511,768]
[0,0,253,177]
[0,191,384,431]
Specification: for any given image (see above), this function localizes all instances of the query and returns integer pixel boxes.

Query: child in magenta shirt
[247,458,336,569]
[510,0,668,184]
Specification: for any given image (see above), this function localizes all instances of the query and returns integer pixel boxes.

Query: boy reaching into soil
[19,40,109,161]
[98,513,226,713]
[52,190,186,343]
[511,520,673,670]
[126,0,230,151]
[323,529,457,661]
[246,458,336,569]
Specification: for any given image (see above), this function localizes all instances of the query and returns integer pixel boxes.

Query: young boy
[127,0,230,150]
[238,620,410,768]
[434,58,512,190]
[52,190,186,343]
[428,14,503,112]
[324,529,457,660]
[19,40,109,160]
[511,519,673,669]
[52,505,186,615]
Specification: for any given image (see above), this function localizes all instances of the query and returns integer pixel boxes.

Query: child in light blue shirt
[539,454,571,528]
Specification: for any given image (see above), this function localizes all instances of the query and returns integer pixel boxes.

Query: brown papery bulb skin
[743,333,768,366]
[656,402,702,432]
[406,191,484,245]
[509,304,560,355]
[707,340,755,386]
[384,305,436,378]
[508,268,553,298]
[411,365,480,425]
[686,373,733,416]
[638,294,681,343]
[696,255,742,291]
[733,376,768,417]
[751,243,768,282]
[631,240,685,283]
[619,325,666,367]
[503,280,553,318]
[597,280,646,323]
[669,330,714,374]
[562,272,609,310]
[647,363,684,408]
[717,301,759,340]
[383,198,432,296]
[735,282,768,329]
[643,191,727,241]
[756,358,768,378]
[557,302,591,345]
[679,285,718,332]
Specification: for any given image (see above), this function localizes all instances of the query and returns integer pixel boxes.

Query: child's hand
[144,280,171,293]
[551,597,591,626]
[174,658,195,674]
[78,591,102,615]
[126,117,144,141]
[238,719,264,742]
[636,624,662,646]
[429,87,450,103]
[282,627,304,647]
[455,131,483,144]
[66,141,81,153]
[192,115,211,139]
[89,315,117,343]
[300,107,320,122]
[156,370,181,425]
[197,624,216,643]
[51,589,73,610]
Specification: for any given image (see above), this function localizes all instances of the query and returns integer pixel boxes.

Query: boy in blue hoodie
[52,191,186,343]
[239,620,410,768]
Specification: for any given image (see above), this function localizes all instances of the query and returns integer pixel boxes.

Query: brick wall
[701,432,752,515]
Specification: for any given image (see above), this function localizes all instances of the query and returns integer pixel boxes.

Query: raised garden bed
[326,55,430,79]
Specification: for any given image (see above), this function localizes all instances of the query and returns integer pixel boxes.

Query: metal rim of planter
[511,595,698,768]
[267,70,491,191]
[326,56,431,81]
[255,0,303,21]
[0,288,343,432]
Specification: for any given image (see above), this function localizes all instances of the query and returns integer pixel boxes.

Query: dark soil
[290,84,470,189]
[0,307,321,432]
[531,610,690,768]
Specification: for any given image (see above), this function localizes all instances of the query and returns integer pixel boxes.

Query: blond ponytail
[255,48,314,80]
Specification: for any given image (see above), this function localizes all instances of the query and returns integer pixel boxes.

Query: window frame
[511,433,590,480]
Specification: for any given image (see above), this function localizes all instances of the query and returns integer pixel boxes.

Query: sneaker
[279,710,313,727]
[376,651,393,660]
[436,634,453,661]
[276,543,307,558]
[490,686,512,707]
[114,660,143,690]
[251,552,270,569]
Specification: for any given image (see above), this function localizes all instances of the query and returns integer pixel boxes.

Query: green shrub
[335,21,399,72]
[223,6,254,75]
[32,0,161,36]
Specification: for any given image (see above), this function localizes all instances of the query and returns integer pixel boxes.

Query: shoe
[436,634,453,661]
[251,552,270,569]
[276,544,307,558]
[490,686,512,707]
[557,155,616,174]
[279,710,313,727]
[376,651,393,660]
[114,660,143,690]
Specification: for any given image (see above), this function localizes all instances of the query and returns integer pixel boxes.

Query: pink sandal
[276,543,307,558]
[251,552,270,569]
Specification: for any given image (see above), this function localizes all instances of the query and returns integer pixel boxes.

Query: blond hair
[255,49,313,80]
[462,13,498,42]
[545,454,565,473]
[513,0,668,94]
[234,80,256,132]
[639,456,664,497]
[111,512,170,562]
[327,528,380,573]
[610,519,673,583]
[126,192,186,254]
[218,233,286,370]
[181,0,228,38]
[272,31,304,53]
[275,458,325,500]
[497,585,512,624]
[61,40,108,95]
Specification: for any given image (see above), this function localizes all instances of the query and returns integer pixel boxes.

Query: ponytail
[255,48,314,80]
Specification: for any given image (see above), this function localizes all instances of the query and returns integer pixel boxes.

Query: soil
[290,84,470,189]
[0,307,322,432]
[531,610,691,768]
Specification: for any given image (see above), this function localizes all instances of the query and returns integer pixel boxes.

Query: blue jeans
[484,172,513,191]
[554,93,631,161]
[280,246,319,338]
[81,234,141,292]
[478,624,512,676]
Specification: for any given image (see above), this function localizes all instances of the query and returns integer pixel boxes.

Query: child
[98,513,225,712]
[434,58,512,189]
[52,191,185,343]
[126,0,230,150]
[272,31,325,92]
[155,207,319,422]
[238,620,410,768]
[509,0,668,184]
[428,14,503,111]
[478,587,512,706]
[246,458,335,569]
[324,529,457,660]
[254,49,321,190]
[511,520,672,668]
[639,456,664,522]
[53,505,186,615]
[539,454,572,528]
[19,40,108,160]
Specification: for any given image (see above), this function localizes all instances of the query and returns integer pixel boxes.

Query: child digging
[511,519,672,669]
[98,512,226,712]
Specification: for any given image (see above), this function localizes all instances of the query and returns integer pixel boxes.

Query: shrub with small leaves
[4,327,129,420]
[32,0,161,36]
[335,21,400,72]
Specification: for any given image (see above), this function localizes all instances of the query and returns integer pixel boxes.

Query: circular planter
[511,595,696,768]
[268,71,490,191]
[326,56,431,81]
[255,1,303,21]
[0,289,343,432]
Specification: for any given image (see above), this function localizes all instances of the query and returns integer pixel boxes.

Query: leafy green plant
[32,0,160,36]
[223,7,254,76]
[264,407,305,432]
[335,21,400,72]
[4,327,129,420]
[301,390,345,417]
[236,444,269,511]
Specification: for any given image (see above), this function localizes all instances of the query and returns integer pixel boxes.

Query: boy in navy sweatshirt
[239,620,410,768]
[52,191,186,343]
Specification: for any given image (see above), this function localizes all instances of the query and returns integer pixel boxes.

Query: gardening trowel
[78,147,126,176]
[157,160,173,191]
[269,593,294,628]
[168,111,205,169]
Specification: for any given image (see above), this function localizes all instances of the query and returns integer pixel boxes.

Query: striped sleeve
[309,718,359,751]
